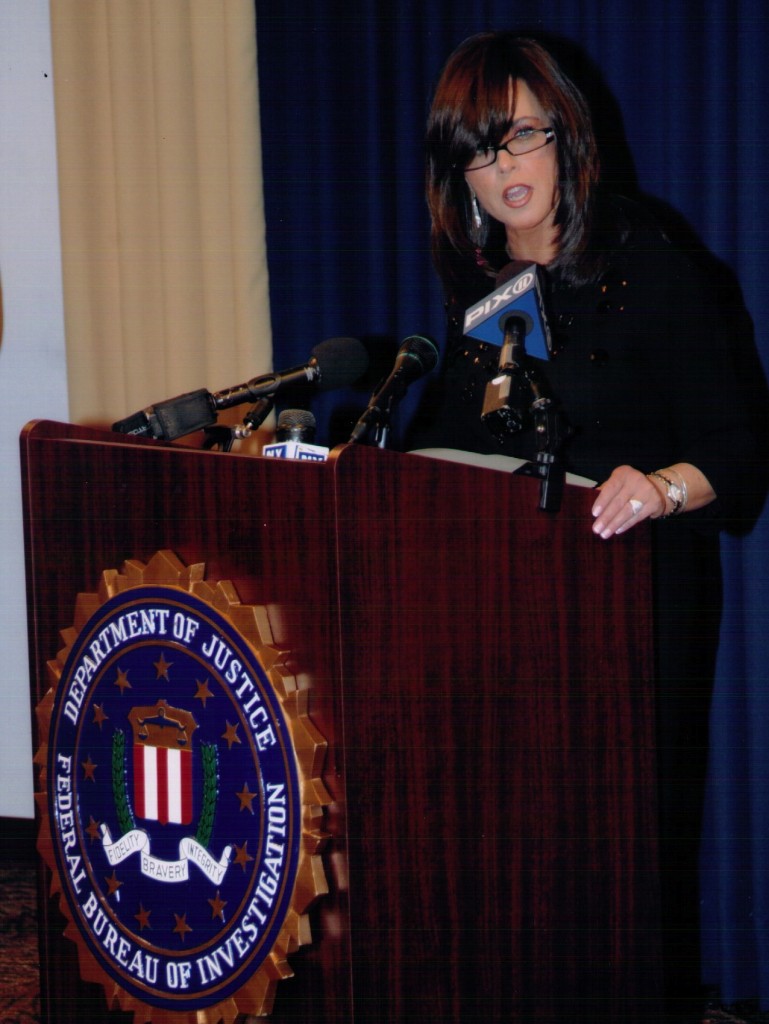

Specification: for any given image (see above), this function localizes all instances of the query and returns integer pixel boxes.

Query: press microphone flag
[112,336,369,441]
[463,262,552,360]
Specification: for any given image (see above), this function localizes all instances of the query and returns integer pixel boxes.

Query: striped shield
[128,701,197,826]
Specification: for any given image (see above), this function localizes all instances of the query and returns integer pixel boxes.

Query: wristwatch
[648,471,684,517]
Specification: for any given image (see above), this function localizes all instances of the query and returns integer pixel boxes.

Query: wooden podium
[21,419,661,1023]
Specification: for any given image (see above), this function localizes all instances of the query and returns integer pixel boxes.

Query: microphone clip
[481,314,543,440]
[481,313,570,512]
[348,379,403,448]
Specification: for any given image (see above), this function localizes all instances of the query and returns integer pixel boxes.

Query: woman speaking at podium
[407,30,755,1017]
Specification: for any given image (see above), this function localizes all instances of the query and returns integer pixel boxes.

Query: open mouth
[503,185,531,204]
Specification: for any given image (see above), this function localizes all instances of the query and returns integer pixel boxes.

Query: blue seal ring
[46,584,301,1011]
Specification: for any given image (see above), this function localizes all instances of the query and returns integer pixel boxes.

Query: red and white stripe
[133,745,192,825]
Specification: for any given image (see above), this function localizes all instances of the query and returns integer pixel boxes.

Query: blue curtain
[255,0,769,1006]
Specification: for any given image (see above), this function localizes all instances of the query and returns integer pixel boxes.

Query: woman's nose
[496,145,517,173]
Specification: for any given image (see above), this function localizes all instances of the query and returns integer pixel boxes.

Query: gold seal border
[35,549,331,1024]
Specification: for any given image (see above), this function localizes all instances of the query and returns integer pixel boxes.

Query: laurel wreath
[112,729,135,835]
[111,732,218,847]
[196,742,218,849]
[37,554,328,1021]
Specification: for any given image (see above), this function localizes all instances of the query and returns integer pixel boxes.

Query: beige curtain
[49,0,272,431]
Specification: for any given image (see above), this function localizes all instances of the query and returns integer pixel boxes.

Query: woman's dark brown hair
[426,32,601,292]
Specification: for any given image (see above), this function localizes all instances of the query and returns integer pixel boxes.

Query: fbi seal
[35,551,329,1023]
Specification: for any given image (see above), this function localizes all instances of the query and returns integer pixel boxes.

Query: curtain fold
[50,0,271,427]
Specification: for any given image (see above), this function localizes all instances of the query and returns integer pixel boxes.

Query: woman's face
[464,79,559,265]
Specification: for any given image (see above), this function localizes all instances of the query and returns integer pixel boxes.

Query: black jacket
[408,198,753,527]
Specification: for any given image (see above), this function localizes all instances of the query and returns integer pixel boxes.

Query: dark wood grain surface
[332,445,660,1022]
[21,422,661,1022]
[21,420,350,1024]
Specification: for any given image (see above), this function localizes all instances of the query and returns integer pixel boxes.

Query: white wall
[0,2,68,818]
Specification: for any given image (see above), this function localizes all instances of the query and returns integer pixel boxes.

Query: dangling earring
[470,190,482,231]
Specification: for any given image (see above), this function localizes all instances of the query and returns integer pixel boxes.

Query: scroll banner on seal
[100,824,232,886]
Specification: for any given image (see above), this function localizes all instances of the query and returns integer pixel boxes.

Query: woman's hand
[591,462,717,539]
[591,465,667,539]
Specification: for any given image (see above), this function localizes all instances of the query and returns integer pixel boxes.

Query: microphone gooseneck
[349,335,439,446]
[211,336,369,410]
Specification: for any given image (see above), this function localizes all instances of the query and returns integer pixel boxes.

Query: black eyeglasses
[465,127,555,171]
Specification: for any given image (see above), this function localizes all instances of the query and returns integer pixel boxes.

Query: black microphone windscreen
[311,336,370,392]
[400,335,439,377]
[276,408,317,442]
[277,408,316,430]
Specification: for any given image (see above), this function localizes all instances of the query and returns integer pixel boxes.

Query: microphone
[112,336,369,441]
[276,408,317,443]
[349,335,439,445]
[481,314,536,437]
[262,409,329,462]
[211,336,368,411]
[479,265,562,443]
[463,262,552,360]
